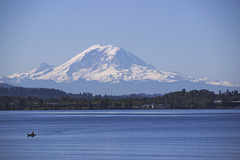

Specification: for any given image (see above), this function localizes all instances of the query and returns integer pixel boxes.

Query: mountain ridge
[0,44,239,94]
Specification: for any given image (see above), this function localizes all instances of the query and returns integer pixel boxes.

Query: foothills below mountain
[0,44,239,94]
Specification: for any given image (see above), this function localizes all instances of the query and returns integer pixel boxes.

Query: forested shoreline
[0,86,239,110]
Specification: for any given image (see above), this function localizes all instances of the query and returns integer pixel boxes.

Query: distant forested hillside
[0,86,67,99]
[0,84,161,100]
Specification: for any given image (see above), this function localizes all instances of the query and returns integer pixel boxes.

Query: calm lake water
[0,110,240,160]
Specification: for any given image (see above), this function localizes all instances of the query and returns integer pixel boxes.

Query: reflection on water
[0,110,240,160]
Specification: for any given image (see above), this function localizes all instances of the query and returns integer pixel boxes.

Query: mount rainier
[1,44,239,94]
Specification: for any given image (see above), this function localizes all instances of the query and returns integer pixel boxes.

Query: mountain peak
[7,62,54,80]
[86,44,119,51]
[37,63,53,70]
[65,44,120,65]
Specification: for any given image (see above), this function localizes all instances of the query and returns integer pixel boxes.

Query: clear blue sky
[0,0,239,84]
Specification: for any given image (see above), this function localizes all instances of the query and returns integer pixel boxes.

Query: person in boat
[28,131,36,136]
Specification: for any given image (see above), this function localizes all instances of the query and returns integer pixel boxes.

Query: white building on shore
[140,104,168,109]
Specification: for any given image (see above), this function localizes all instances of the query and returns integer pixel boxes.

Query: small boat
[27,131,36,137]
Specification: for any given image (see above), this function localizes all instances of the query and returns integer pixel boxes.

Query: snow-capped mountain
[1,44,239,94]
[6,44,183,83]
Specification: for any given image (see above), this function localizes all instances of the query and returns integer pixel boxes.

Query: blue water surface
[0,110,240,160]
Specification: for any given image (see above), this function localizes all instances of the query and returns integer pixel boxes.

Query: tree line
[0,88,239,110]
[0,86,67,99]
[0,86,161,100]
